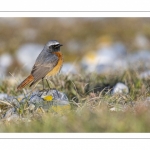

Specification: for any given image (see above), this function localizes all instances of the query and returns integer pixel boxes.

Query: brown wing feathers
[17,74,34,90]
[17,52,59,90]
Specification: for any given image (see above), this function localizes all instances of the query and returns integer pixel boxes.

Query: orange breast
[46,51,63,77]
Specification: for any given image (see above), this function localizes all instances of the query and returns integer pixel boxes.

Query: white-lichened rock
[81,42,127,73]
[97,42,126,65]
[0,53,12,78]
[16,43,43,71]
[0,93,8,100]
[139,70,150,79]
[134,34,149,49]
[61,63,77,74]
[0,53,12,68]
[127,50,150,66]
[112,82,129,95]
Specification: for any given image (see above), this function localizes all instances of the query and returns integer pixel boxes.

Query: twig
[0,100,13,107]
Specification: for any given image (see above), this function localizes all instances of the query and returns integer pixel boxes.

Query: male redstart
[17,40,63,90]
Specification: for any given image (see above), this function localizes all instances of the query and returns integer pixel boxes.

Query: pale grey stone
[112,82,129,95]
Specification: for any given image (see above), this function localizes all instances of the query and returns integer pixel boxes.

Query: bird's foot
[39,89,49,97]
[49,88,60,98]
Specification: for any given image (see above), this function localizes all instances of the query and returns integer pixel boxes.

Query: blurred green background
[1,18,150,76]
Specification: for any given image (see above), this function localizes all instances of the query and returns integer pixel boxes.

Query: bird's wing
[31,52,58,84]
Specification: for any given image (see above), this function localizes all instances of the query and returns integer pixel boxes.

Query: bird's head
[45,40,63,52]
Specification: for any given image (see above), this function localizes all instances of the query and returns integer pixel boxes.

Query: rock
[61,63,77,74]
[139,70,150,79]
[19,89,70,111]
[0,53,12,68]
[28,104,35,111]
[16,43,43,71]
[127,50,150,69]
[109,105,125,112]
[81,42,127,73]
[112,82,129,95]
[66,40,82,52]
[28,94,44,107]
[0,89,70,117]
[3,108,16,119]
[11,98,20,107]
[16,94,26,102]
[0,94,20,107]
[96,42,126,64]
[6,114,20,122]
[81,51,100,72]
[143,97,150,107]
[134,34,149,49]
[40,90,69,102]
[40,90,70,110]
[0,93,8,100]
[0,53,12,78]
[145,97,150,101]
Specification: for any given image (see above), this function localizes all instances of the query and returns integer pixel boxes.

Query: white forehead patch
[46,40,60,46]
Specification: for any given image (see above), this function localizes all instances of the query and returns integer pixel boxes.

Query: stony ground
[0,69,150,132]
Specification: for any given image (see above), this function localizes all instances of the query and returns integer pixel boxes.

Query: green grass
[1,69,150,132]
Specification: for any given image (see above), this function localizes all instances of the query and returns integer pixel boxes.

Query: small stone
[139,70,150,79]
[0,93,8,100]
[29,94,43,104]
[61,63,77,74]
[6,114,19,122]
[146,97,150,101]
[3,108,16,118]
[20,89,70,111]
[16,43,43,71]
[17,94,25,101]
[110,107,116,111]
[10,99,20,107]
[28,104,35,111]
[109,106,124,112]
[112,82,129,95]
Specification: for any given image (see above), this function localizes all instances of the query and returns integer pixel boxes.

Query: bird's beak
[54,44,63,48]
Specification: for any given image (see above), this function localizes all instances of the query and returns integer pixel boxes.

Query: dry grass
[0,69,150,132]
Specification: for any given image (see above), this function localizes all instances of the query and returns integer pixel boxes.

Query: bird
[17,40,63,91]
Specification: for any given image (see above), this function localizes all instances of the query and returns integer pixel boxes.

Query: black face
[49,44,63,52]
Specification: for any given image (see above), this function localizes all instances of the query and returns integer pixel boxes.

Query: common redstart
[17,40,63,90]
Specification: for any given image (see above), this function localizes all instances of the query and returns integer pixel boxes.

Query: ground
[0,69,150,132]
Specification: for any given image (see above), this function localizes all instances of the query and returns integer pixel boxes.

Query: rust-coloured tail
[17,75,34,90]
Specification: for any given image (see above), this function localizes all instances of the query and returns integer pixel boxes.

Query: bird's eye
[49,46,54,49]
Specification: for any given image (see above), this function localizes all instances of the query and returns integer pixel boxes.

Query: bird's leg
[54,88,60,98]
[46,79,59,98]
[38,78,46,97]
[42,78,45,90]
[46,79,51,89]
[46,79,51,94]
[39,78,45,93]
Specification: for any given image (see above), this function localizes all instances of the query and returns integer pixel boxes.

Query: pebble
[28,104,35,111]
[0,53,12,78]
[16,43,43,71]
[81,42,127,73]
[134,34,149,49]
[0,93,8,100]
[112,82,129,95]
[6,114,20,122]
[61,63,77,74]
[139,70,150,79]
[3,108,16,119]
